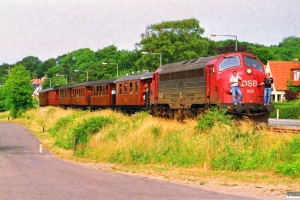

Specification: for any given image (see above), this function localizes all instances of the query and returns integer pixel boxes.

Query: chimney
[293,58,299,65]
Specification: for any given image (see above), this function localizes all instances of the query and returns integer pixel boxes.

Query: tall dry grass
[3,106,300,179]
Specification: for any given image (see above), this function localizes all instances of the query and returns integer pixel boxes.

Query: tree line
[0,18,300,117]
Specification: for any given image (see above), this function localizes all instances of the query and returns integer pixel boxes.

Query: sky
[1,0,299,64]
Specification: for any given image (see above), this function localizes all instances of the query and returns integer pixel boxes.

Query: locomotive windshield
[244,56,264,71]
[218,56,241,71]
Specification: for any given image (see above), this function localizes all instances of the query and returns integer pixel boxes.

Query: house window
[293,70,300,81]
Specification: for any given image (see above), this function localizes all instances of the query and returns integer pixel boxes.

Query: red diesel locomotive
[39,52,274,122]
[150,52,274,121]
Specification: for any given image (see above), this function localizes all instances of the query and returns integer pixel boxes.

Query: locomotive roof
[114,72,154,83]
[159,54,222,74]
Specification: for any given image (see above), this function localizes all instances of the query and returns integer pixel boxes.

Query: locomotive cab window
[218,56,241,71]
[244,56,264,71]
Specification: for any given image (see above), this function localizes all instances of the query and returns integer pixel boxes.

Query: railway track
[266,126,300,133]
[265,118,300,133]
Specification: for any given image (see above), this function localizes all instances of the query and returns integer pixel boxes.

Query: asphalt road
[0,122,255,200]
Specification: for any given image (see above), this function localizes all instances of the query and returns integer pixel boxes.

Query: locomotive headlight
[246,68,253,74]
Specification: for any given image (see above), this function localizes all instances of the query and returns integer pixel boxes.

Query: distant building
[265,60,298,102]
[32,76,45,96]
[289,58,300,86]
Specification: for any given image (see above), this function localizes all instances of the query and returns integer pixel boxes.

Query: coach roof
[39,87,55,93]
[86,78,117,86]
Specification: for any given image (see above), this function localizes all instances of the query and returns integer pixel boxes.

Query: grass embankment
[0,107,299,190]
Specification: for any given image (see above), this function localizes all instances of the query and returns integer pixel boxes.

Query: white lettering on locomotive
[242,80,257,87]
[247,90,254,93]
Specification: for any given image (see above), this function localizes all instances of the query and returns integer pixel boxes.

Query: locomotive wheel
[266,104,275,112]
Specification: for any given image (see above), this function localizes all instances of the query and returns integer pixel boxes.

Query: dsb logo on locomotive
[242,80,258,87]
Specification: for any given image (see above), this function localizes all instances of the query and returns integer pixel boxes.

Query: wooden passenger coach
[114,72,153,111]
[87,78,116,108]
[58,85,72,106]
[47,87,59,106]
[39,88,53,106]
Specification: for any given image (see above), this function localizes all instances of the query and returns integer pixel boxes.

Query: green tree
[0,87,7,112]
[17,56,41,78]
[3,65,33,118]
[135,18,211,71]
[35,58,56,79]
[250,46,277,64]
[95,45,120,79]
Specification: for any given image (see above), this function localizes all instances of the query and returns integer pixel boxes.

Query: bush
[48,114,78,136]
[284,90,298,101]
[73,116,111,144]
[270,105,300,119]
[195,107,233,131]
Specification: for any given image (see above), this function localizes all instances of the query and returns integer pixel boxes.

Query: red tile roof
[291,65,300,70]
[269,61,296,90]
[31,78,44,85]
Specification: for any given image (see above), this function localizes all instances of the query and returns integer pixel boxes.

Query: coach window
[135,82,138,94]
[93,86,96,96]
[129,82,133,95]
[244,56,264,71]
[99,86,102,96]
[124,83,127,95]
[102,86,106,96]
[119,84,122,95]
[218,56,241,71]
[106,85,108,95]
